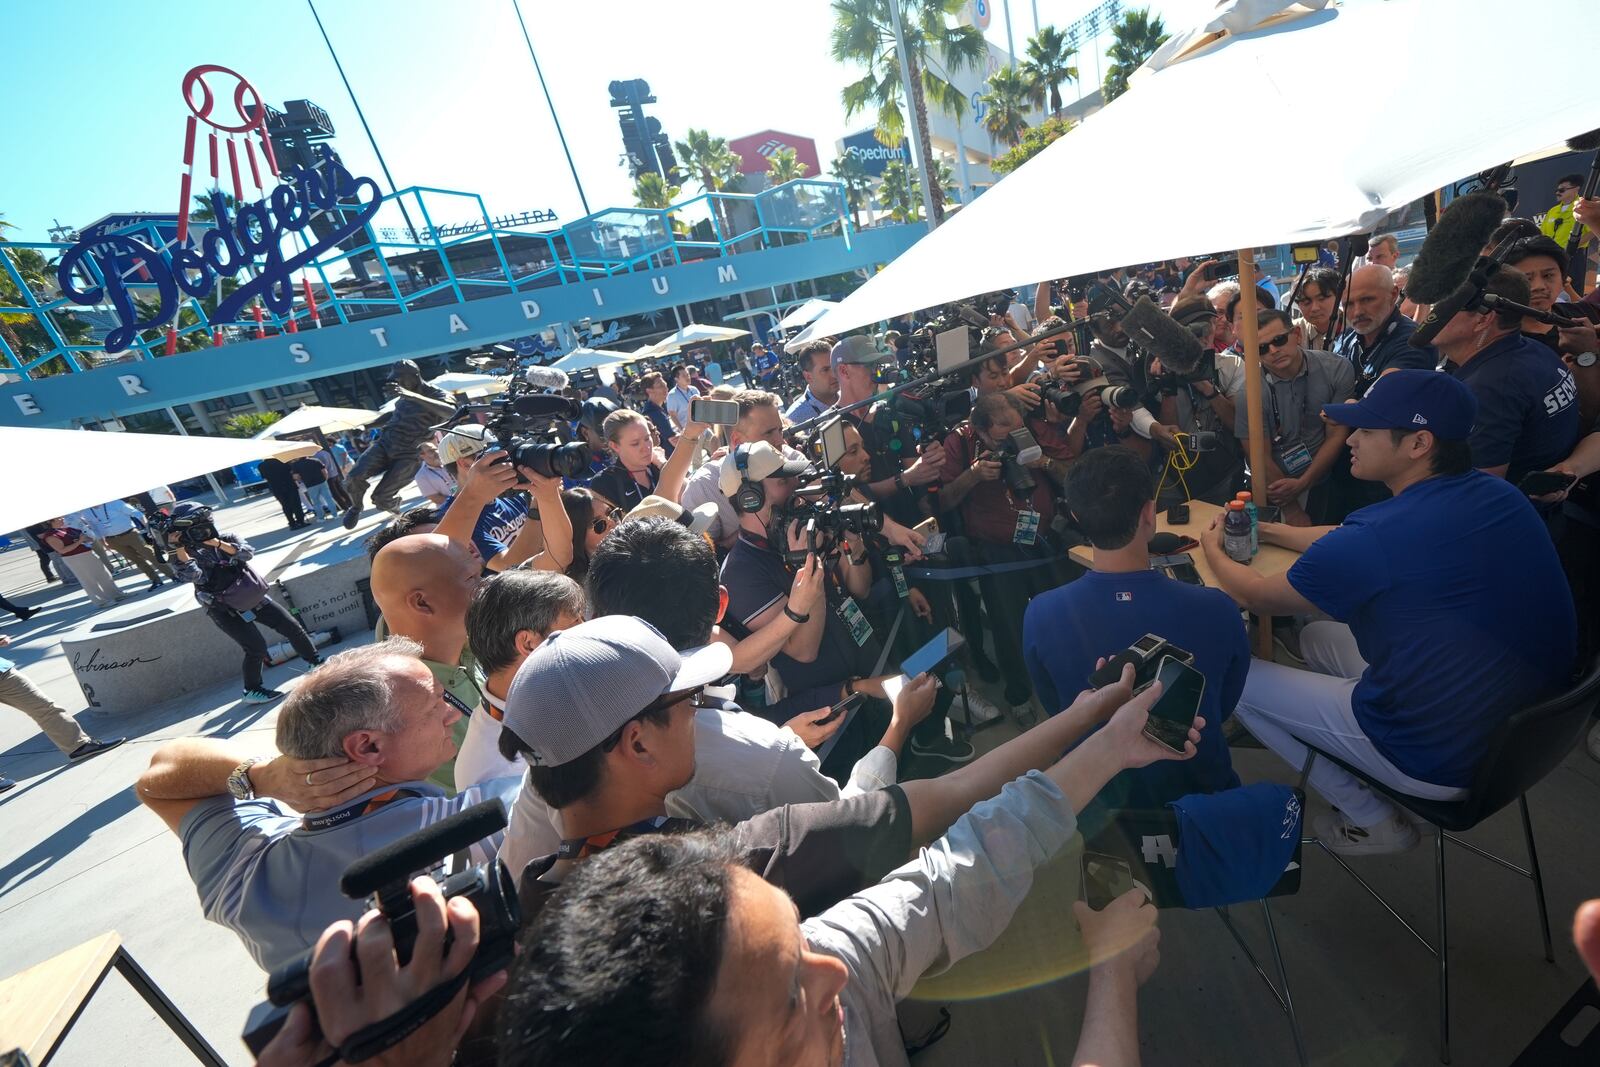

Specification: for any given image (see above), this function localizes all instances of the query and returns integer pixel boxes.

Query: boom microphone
[1409,279,1478,348]
[1405,192,1507,304]
[340,799,507,898]
[524,365,571,392]
[1122,296,1206,373]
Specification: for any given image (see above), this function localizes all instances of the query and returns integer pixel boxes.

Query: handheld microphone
[524,365,571,392]
[1122,296,1206,373]
[340,799,507,899]
[1404,192,1508,304]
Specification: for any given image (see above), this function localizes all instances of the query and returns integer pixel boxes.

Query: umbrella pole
[1236,250,1273,661]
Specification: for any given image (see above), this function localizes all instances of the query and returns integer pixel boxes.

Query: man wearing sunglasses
[1540,173,1587,250]
[1235,308,1355,524]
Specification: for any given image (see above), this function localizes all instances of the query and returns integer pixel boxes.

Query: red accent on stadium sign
[727,131,822,177]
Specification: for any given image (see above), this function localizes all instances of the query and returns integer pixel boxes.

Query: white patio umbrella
[427,371,509,397]
[549,347,636,372]
[797,0,1600,343]
[778,299,838,331]
[252,404,381,439]
[0,427,312,532]
[645,323,750,355]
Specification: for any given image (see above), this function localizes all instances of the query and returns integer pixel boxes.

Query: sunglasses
[1258,332,1293,352]
[1556,185,1576,194]
[590,507,621,535]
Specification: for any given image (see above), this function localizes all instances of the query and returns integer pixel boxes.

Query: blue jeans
[304,482,338,517]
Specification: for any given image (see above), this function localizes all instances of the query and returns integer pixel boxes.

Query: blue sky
[0,0,1210,242]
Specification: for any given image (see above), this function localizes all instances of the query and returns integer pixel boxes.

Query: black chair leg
[1435,827,1451,1065]
[1519,794,1554,963]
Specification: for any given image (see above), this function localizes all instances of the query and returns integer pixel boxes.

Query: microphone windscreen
[1409,280,1477,348]
[524,365,570,392]
[1405,193,1506,304]
[340,799,507,898]
[1122,296,1206,373]
[1567,129,1600,152]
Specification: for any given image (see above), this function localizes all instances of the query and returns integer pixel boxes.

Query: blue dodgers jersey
[1287,471,1576,786]
[439,493,530,563]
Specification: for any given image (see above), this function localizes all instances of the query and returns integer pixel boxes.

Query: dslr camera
[1088,633,1195,693]
[243,801,520,1058]
[1039,357,1143,419]
[439,373,592,480]
[982,426,1045,495]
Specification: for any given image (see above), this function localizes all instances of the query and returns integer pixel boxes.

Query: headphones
[731,443,767,514]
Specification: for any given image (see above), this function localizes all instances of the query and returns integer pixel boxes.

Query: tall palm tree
[1022,25,1078,114]
[673,128,744,237]
[1103,7,1168,103]
[766,147,811,184]
[828,155,874,229]
[977,66,1044,147]
[831,0,986,223]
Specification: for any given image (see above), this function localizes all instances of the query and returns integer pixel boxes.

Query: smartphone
[820,418,848,469]
[923,531,948,556]
[1088,634,1166,691]
[813,691,864,728]
[1142,655,1205,754]
[901,627,966,679]
[1082,851,1137,910]
[691,397,740,426]
[1256,504,1284,524]
[1517,470,1578,497]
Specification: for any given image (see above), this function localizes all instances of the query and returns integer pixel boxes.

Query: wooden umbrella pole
[1236,248,1269,501]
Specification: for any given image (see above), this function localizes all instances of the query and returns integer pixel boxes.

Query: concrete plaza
[1,487,1595,1066]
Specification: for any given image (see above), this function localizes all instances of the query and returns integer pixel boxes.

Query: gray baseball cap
[831,335,892,366]
[502,615,732,767]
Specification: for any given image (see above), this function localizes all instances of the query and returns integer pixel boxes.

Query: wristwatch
[1577,351,1598,368]
[227,757,264,800]
[783,606,811,624]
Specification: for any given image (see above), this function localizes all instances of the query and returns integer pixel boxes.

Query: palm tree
[766,147,811,184]
[673,128,744,237]
[877,160,921,223]
[831,0,987,223]
[633,172,681,210]
[1022,25,1078,114]
[828,155,874,229]
[1103,7,1168,103]
[977,66,1044,147]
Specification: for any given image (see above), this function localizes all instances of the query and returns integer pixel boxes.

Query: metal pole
[510,0,592,216]
[305,0,420,241]
[952,110,974,205]
[1031,0,1040,36]
[887,0,938,230]
[165,406,230,503]
[1002,0,1017,66]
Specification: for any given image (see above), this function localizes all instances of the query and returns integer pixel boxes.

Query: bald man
[1335,264,1436,396]
[370,533,485,789]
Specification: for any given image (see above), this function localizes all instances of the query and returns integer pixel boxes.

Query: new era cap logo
[1412,414,1428,425]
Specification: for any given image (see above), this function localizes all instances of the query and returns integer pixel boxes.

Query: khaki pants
[58,552,121,606]
[0,666,88,755]
[103,530,172,582]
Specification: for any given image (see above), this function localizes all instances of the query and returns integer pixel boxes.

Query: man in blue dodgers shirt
[1023,446,1249,820]
[137,638,522,972]
[1202,371,1576,855]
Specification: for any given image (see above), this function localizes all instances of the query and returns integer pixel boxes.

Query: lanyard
[1262,371,1302,446]
[301,787,422,831]
[555,816,681,860]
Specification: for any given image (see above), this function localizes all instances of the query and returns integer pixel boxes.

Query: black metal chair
[1299,655,1600,1064]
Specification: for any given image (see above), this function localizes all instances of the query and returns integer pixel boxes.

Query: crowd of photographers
[119,190,1600,1066]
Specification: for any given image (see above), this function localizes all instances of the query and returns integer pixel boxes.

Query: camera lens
[511,440,592,479]
[1100,385,1142,410]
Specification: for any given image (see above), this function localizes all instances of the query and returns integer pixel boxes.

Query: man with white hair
[1334,263,1435,397]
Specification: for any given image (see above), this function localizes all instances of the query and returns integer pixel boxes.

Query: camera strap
[333,966,472,1065]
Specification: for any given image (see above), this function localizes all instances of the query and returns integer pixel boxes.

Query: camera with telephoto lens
[1088,633,1196,693]
[1041,357,1143,419]
[438,373,592,480]
[983,426,1044,495]
[242,801,519,1058]
[774,467,882,564]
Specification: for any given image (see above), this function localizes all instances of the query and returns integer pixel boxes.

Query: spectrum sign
[838,129,910,177]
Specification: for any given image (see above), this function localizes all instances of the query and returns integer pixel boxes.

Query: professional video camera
[437,363,591,480]
[153,503,219,547]
[773,465,882,563]
[242,801,519,1058]
[1039,356,1143,419]
[888,378,973,439]
[982,425,1044,495]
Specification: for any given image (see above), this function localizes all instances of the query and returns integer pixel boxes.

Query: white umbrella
[645,323,750,355]
[778,299,838,331]
[427,371,509,397]
[252,404,381,439]
[549,347,636,372]
[798,0,1600,342]
[0,427,312,532]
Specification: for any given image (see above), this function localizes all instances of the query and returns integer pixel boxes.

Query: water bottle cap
[1227,500,1244,510]
[1236,491,1253,502]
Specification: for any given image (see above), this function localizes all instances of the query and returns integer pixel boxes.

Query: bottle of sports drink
[1235,491,1259,555]
[1224,501,1253,563]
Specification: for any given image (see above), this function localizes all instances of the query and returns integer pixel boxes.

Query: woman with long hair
[559,488,621,583]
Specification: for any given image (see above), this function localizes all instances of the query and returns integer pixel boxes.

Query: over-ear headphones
[732,443,766,514]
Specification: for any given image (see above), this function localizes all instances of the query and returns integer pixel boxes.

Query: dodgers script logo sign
[55,65,381,354]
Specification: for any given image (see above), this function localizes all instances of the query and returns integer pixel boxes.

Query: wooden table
[0,932,227,1066]
[1068,500,1302,658]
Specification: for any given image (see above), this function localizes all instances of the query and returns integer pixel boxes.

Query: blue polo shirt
[1447,334,1581,483]
[1287,471,1576,787]
[1023,569,1248,810]
[437,492,530,565]
[1334,308,1435,395]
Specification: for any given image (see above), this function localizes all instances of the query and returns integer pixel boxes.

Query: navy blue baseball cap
[1320,369,1476,441]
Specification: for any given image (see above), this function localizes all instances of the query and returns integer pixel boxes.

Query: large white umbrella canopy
[799,0,1600,342]
[549,347,637,372]
[0,427,311,532]
[778,299,839,331]
[645,323,750,355]
[252,404,381,439]
[427,371,509,397]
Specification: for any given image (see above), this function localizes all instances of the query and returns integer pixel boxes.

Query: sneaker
[15,606,37,621]
[341,505,363,530]
[68,737,126,762]
[954,690,1004,725]
[242,687,286,705]
[1587,720,1600,763]
[1312,810,1419,856]
[910,733,976,765]
[148,579,164,591]
[0,776,15,794]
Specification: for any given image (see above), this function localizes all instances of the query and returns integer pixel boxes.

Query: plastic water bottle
[1224,501,1253,563]
[1236,491,1259,555]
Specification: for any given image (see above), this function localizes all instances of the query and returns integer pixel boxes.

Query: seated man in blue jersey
[1202,371,1578,855]
[1024,446,1247,823]
[136,638,523,973]
[431,425,572,573]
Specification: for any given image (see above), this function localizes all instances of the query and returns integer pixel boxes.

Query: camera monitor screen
[1143,655,1205,753]
[935,325,971,373]
[820,418,848,469]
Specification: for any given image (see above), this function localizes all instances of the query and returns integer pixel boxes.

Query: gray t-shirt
[804,771,1079,1067]
[181,776,521,972]
[1235,347,1355,454]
